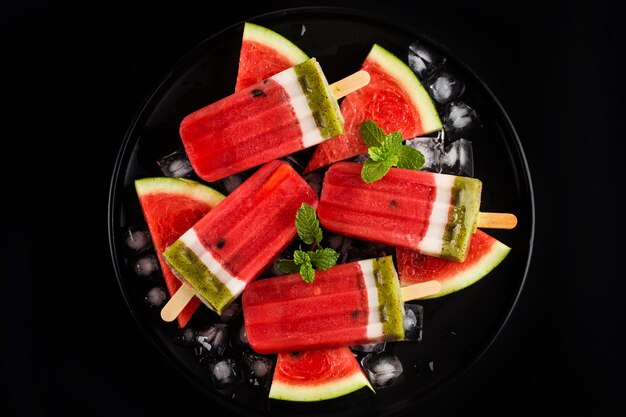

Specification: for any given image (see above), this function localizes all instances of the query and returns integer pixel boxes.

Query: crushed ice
[144,286,168,309]
[195,323,230,360]
[403,303,424,341]
[122,225,152,254]
[130,254,161,280]
[210,358,240,389]
[442,138,474,177]
[241,351,274,390]
[428,71,465,104]
[361,352,404,389]
[157,149,194,178]
[408,40,446,80]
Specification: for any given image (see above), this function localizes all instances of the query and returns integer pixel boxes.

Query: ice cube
[241,351,275,390]
[428,71,465,104]
[443,101,479,137]
[157,149,194,178]
[144,286,168,309]
[408,40,446,80]
[303,172,323,196]
[231,323,249,349]
[195,323,230,361]
[219,303,241,324]
[350,342,386,354]
[222,174,242,194]
[173,326,197,347]
[361,352,404,389]
[353,153,369,163]
[209,358,240,389]
[405,136,444,173]
[121,224,152,255]
[442,139,474,177]
[129,253,161,280]
[403,303,424,341]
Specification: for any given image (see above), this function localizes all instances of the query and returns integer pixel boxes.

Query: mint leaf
[396,146,425,170]
[361,158,393,183]
[309,248,340,270]
[359,120,428,183]
[285,204,339,283]
[293,250,311,266]
[360,120,386,148]
[295,203,323,245]
[299,262,315,283]
[368,146,386,162]
[382,132,403,156]
[277,259,301,274]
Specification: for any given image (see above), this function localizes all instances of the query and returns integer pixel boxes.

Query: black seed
[216,239,226,249]
[351,310,360,319]
[389,200,398,207]
[251,89,266,97]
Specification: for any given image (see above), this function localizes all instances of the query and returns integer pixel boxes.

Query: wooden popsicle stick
[329,70,370,100]
[160,284,195,322]
[477,212,518,229]
[401,280,442,302]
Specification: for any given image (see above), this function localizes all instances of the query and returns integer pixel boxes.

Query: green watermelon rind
[368,44,442,134]
[134,177,225,207]
[269,368,374,402]
[423,239,511,299]
[242,22,309,64]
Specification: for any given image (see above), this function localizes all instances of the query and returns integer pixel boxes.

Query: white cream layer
[271,68,326,148]
[358,259,384,340]
[179,228,247,297]
[416,174,455,256]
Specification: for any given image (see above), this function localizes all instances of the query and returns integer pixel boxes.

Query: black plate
[108,7,534,417]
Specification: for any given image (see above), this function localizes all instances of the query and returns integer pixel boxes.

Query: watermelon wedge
[304,44,442,173]
[235,22,309,92]
[135,178,225,327]
[397,229,511,297]
[269,348,374,402]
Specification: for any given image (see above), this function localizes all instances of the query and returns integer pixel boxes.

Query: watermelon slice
[397,229,511,297]
[269,348,374,402]
[304,43,442,173]
[135,178,224,327]
[235,22,309,92]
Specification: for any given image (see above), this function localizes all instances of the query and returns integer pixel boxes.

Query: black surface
[3,1,625,416]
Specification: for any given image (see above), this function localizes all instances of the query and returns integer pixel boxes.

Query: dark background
[3,0,625,416]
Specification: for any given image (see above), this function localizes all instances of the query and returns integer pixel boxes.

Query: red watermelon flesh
[269,348,373,401]
[397,229,511,297]
[235,22,308,91]
[236,41,301,91]
[135,178,224,327]
[305,44,441,174]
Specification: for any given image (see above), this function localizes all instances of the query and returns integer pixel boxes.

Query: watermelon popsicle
[179,58,370,182]
[318,162,516,262]
[242,256,441,354]
[161,160,318,318]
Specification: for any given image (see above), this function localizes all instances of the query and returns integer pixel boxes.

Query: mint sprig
[277,203,339,283]
[294,203,323,245]
[359,120,425,183]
